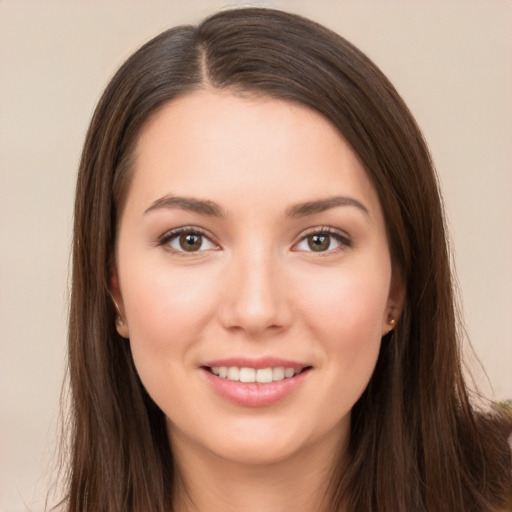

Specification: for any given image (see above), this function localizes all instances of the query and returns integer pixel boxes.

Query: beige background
[1,1,511,510]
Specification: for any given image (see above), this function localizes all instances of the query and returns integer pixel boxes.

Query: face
[113,90,401,467]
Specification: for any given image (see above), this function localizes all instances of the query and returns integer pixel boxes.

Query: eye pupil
[180,233,202,251]
[308,234,330,252]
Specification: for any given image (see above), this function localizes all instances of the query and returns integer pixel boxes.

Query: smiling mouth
[205,366,311,384]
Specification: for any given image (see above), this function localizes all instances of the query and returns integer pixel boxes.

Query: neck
[170,427,348,512]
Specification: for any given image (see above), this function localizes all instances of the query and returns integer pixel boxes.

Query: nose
[217,248,292,336]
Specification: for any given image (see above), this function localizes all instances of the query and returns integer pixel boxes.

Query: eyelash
[158,227,218,255]
[293,226,352,254]
[157,226,352,255]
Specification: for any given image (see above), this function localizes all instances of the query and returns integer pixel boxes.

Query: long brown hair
[63,8,512,512]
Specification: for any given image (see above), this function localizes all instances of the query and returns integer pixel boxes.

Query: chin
[169,413,348,468]
[218,434,306,466]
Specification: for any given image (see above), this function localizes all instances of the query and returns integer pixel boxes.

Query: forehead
[127,89,380,217]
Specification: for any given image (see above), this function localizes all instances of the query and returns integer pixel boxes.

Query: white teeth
[256,368,273,383]
[272,367,285,381]
[210,366,303,383]
[239,367,256,382]
[227,367,239,380]
[284,368,295,378]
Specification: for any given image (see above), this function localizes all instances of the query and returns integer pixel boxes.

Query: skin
[112,89,402,512]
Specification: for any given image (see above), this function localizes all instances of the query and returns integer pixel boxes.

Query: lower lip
[202,368,310,407]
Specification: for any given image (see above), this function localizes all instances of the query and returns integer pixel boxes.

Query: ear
[382,268,405,336]
[110,265,130,339]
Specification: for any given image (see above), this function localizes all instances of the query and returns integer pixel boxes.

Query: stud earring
[387,317,396,327]
[116,316,124,327]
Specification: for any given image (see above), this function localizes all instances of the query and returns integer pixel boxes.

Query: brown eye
[179,233,203,252]
[307,234,331,252]
[162,229,217,253]
[293,229,349,254]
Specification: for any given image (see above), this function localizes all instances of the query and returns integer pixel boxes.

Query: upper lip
[201,357,309,370]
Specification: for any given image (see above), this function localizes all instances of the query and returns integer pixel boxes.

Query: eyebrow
[144,195,226,217]
[285,196,369,217]
[144,194,369,218]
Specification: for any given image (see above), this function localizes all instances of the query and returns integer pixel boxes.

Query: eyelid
[156,225,351,255]
[292,226,352,253]
[157,226,220,253]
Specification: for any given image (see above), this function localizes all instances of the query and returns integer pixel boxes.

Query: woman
[63,7,511,512]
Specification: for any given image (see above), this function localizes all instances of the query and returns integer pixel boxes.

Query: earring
[387,317,396,327]
[110,294,124,325]
[110,293,128,337]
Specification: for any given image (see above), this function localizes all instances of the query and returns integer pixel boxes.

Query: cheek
[295,259,390,382]
[121,263,218,367]
[298,261,390,334]
[122,264,222,421]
